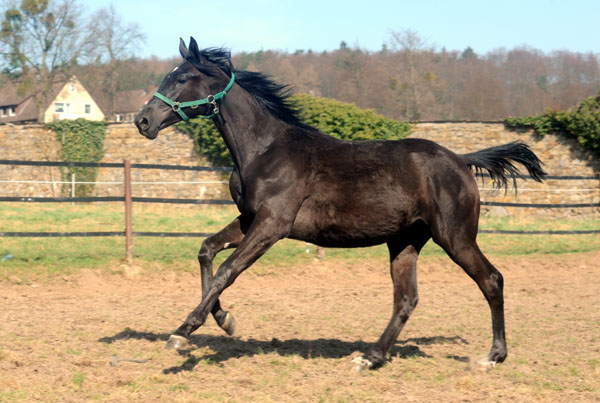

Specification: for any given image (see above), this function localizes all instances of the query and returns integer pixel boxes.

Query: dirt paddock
[1,252,599,402]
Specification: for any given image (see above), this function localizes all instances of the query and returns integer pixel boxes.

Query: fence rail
[2,159,597,179]
[0,196,235,204]
[2,229,599,237]
[1,160,599,261]
[0,159,233,171]
[3,197,599,209]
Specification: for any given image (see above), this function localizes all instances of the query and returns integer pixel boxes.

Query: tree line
[2,1,599,123]
[230,32,600,122]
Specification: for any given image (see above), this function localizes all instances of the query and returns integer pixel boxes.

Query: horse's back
[289,136,479,247]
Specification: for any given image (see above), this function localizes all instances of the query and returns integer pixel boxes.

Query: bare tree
[85,5,145,118]
[0,0,89,121]
[388,29,433,120]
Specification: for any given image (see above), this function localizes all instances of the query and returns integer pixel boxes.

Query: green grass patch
[1,203,598,280]
[0,390,30,402]
[71,372,86,388]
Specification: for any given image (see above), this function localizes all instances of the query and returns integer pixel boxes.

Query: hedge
[176,93,412,166]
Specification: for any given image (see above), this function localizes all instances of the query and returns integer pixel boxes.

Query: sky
[78,0,600,59]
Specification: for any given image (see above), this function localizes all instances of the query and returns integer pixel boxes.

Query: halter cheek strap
[153,72,235,121]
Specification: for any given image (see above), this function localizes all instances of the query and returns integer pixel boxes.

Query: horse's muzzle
[134,114,158,139]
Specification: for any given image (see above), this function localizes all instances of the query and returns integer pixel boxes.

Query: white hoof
[472,357,497,372]
[221,312,236,336]
[165,334,188,350]
[352,356,374,372]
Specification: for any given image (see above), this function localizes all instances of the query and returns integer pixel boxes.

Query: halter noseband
[153,72,235,121]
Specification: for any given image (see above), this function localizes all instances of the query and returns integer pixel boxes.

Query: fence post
[124,160,133,264]
[71,173,75,206]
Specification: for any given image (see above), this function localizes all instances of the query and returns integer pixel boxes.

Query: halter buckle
[207,94,218,115]
[172,102,180,112]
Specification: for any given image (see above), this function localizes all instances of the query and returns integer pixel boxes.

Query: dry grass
[1,251,599,402]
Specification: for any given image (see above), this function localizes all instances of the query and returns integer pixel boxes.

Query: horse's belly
[290,202,414,247]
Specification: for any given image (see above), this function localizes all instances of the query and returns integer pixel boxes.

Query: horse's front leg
[166,208,290,349]
[198,215,248,335]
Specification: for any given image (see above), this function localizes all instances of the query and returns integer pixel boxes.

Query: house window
[85,104,91,114]
[55,103,64,113]
[1,108,6,117]
[9,106,15,116]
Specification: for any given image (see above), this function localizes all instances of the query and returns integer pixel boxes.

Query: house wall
[0,122,598,217]
[43,78,105,123]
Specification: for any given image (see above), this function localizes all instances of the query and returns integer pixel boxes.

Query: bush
[293,94,412,141]
[176,93,412,166]
[46,119,108,197]
[505,92,600,158]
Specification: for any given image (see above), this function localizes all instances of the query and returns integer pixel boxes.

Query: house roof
[0,82,30,106]
[0,83,39,123]
[113,87,157,115]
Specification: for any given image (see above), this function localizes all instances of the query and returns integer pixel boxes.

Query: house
[112,87,157,122]
[0,76,105,124]
[0,83,35,122]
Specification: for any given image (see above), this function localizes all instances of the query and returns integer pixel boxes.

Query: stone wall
[0,123,228,200]
[98,124,227,200]
[0,124,63,197]
[410,123,599,218]
[0,122,598,217]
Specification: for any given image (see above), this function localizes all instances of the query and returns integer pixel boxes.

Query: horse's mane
[188,47,312,129]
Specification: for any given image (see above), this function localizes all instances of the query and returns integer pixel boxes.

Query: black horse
[135,37,546,370]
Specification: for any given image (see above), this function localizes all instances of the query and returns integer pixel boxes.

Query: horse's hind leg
[355,228,429,370]
[438,236,507,366]
[198,216,246,336]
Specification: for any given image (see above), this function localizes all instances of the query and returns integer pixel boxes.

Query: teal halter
[153,72,235,121]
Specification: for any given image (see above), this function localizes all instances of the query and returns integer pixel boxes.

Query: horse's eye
[178,78,186,84]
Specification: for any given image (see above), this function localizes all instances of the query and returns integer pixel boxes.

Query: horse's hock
[0,121,598,218]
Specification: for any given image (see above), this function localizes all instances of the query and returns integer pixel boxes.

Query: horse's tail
[460,141,546,191]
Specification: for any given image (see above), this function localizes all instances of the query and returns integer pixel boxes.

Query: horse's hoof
[165,334,188,350]
[220,312,236,336]
[352,356,374,372]
[472,356,497,372]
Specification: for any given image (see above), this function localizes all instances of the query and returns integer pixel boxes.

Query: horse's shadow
[99,329,469,374]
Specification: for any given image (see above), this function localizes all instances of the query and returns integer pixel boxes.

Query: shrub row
[176,94,413,166]
[505,92,600,158]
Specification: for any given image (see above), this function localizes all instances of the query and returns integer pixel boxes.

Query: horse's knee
[198,240,216,266]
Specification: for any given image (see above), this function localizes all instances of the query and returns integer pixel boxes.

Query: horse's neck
[213,87,281,172]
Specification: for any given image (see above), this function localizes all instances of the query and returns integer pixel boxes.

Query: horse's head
[135,37,234,139]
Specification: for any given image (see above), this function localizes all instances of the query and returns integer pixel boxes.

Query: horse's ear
[188,37,201,61]
[179,37,189,59]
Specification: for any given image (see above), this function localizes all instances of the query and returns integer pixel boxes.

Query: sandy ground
[1,251,599,402]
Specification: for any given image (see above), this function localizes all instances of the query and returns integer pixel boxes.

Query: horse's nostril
[136,116,149,130]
